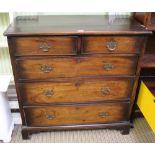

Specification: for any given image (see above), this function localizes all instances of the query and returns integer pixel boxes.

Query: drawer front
[19,78,133,105]
[17,56,138,79]
[24,102,129,126]
[14,36,78,56]
[82,36,143,54]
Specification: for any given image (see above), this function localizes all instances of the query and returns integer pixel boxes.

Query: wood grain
[14,36,78,56]
[19,78,133,105]
[134,12,155,30]
[4,15,151,36]
[17,56,138,79]
[4,15,150,138]
[82,36,144,54]
[24,102,129,126]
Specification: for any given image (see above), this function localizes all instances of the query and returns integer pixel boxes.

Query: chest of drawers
[4,15,151,139]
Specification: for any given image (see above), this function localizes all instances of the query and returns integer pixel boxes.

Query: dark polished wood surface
[145,32,155,54]
[134,13,155,70]
[19,78,133,105]
[142,54,155,68]
[142,78,155,95]
[133,12,155,119]
[16,55,138,80]
[4,15,151,36]
[24,102,129,126]
[5,15,150,139]
[82,36,144,53]
[14,36,78,56]
[134,12,155,31]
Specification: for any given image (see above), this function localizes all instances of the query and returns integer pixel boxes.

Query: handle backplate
[106,40,117,51]
[39,42,51,52]
[103,64,114,71]
[42,90,54,97]
[101,87,111,95]
[99,112,109,118]
[45,114,56,120]
[40,64,53,73]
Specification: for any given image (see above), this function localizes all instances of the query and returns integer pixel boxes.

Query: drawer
[14,36,78,56]
[82,36,144,54]
[137,80,155,133]
[24,102,129,126]
[17,56,138,79]
[19,78,133,105]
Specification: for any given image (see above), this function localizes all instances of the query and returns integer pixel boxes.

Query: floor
[7,118,155,143]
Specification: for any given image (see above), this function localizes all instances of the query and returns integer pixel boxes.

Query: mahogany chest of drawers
[4,15,151,139]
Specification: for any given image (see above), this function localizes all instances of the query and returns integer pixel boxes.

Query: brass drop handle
[42,90,54,97]
[40,64,53,73]
[99,112,109,118]
[101,87,111,95]
[45,114,56,120]
[103,64,114,71]
[39,42,51,52]
[106,40,117,51]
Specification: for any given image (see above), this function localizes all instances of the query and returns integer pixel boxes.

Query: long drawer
[19,78,134,105]
[82,36,144,54]
[16,56,138,79]
[24,102,129,126]
[13,36,78,56]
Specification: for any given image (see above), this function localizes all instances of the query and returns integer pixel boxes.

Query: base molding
[21,121,131,140]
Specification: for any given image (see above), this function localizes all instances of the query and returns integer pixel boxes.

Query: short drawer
[17,56,138,79]
[19,78,133,105]
[24,102,129,126]
[82,36,144,54]
[14,36,78,56]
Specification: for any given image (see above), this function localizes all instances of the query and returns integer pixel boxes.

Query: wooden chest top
[4,15,151,36]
